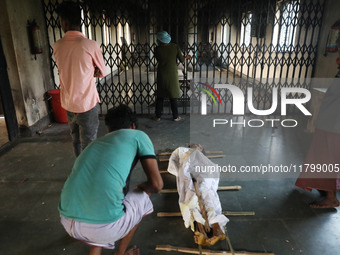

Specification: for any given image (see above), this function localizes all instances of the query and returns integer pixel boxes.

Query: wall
[0,0,54,131]
[313,0,340,78]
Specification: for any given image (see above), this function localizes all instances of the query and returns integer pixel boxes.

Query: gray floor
[0,115,339,255]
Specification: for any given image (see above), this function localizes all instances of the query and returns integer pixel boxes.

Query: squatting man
[58,105,163,255]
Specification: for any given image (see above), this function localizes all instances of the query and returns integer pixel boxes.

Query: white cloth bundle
[167,147,229,232]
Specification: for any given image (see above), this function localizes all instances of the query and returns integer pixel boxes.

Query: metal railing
[43,0,325,115]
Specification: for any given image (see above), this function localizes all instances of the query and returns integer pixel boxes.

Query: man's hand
[138,158,163,194]
[136,182,152,195]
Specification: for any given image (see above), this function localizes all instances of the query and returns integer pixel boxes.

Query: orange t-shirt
[53,31,106,113]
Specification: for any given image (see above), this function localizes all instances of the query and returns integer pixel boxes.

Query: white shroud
[167,147,229,232]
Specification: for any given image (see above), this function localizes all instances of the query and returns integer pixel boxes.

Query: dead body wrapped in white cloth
[167,147,229,234]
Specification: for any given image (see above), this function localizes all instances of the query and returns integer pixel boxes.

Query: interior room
[0,0,339,254]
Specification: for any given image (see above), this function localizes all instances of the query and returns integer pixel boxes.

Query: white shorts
[60,190,153,249]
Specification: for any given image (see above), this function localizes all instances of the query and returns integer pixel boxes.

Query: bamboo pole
[155,245,274,255]
[192,178,210,232]
[157,211,255,217]
[206,155,225,159]
[205,151,224,155]
[217,186,242,191]
[159,155,225,162]
[158,151,224,156]
[159,186,242,194]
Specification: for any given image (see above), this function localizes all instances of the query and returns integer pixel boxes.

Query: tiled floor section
[0,116,339,255]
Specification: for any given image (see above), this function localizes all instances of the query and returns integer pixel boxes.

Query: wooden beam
[159,186,242,194]
[156,245,274,255]
[157,211,255,217]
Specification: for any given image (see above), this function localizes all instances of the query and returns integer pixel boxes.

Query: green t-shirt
[58,129,156,224]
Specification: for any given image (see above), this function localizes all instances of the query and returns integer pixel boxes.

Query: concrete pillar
[0,0,54,135]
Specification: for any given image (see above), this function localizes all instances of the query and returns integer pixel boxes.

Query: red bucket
[48,89,67,123]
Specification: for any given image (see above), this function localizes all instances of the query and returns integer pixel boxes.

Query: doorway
[0,97,9,146]
[0,39,18,146]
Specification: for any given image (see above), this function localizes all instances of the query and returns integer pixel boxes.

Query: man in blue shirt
[59,104,163,255]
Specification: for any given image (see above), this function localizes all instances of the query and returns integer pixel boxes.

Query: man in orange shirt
[53,2,106,157]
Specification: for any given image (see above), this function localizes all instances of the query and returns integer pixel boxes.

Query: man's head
[105,105,138,132]
[157,31,171,45]
[56,1,81,32]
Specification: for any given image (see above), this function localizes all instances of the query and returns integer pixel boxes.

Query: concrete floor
[0,115,339,255]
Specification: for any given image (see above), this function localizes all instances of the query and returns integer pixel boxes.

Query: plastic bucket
[48,89,67,123]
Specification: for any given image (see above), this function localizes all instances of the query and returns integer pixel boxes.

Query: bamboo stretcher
[156,149,272,255]
[156,245,274,255]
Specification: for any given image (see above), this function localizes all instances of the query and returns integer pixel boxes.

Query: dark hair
[56,1,81,27]
[105,105,138,131]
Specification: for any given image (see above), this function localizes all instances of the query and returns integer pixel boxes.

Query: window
[102,14,111,46]
[240,13,252,47]
[117,21,131,46]
[81,9,92,40]
[272,1,299,51]
[221,18,229,45]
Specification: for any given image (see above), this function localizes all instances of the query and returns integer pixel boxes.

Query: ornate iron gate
[43,0,325,115]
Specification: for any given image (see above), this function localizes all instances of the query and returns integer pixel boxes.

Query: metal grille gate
[43,0,325,115]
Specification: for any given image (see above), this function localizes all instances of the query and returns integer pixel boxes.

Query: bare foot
[115,245,139,255]
[310,198,340,208]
